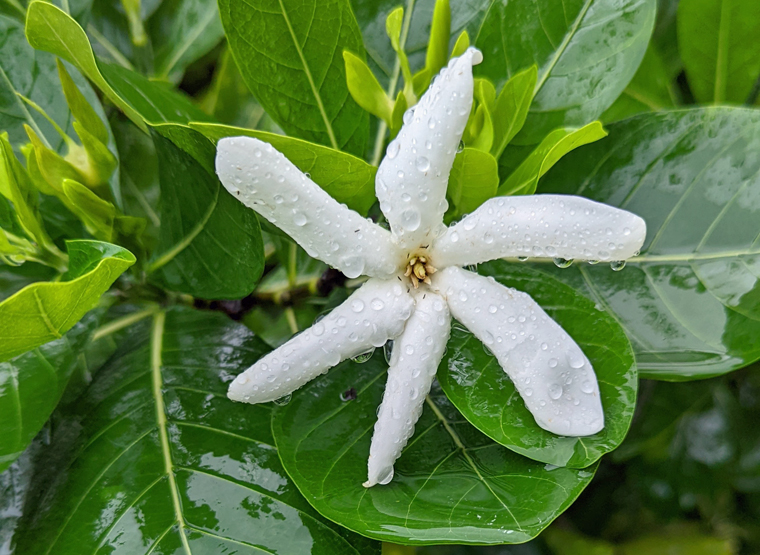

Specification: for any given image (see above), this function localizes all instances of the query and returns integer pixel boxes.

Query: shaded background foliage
[0,0,759,553]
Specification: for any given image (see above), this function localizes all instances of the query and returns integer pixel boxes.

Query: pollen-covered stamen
[404,255,437,288]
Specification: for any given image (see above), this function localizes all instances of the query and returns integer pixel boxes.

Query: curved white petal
[435,267,604,436]
[433,195,646,267]
[216,137,403,278]
[228,279,414,404]
[376,47,482,249]
[365,290,450,487]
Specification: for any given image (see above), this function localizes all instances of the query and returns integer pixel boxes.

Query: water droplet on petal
[293,211,307,226]
[273,393,292,406]
[351,349,374,363]
[553,257,573,268]
[415,156,430,172]
[548,384,563,400]
[387,139,400,159]
[610,260,626,271]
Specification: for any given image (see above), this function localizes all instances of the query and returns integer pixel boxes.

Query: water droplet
[518,256,529,262]
[581,380,595,394]
[457,140,465,153]
[488,305,497,314]
[404,345,415,355]
[351,349,374,363]
[273,393,292,406]
[623,227,631,236]
[425,140,433,150]
[525,388,533,397]
[588,260,599,265]
[567,351,585,369]
[415,156,430,172]
[387,139,400,159]
[397,170,405,179]
[371,298,385,310]
[458,290,468,302]
[383,340,394,364]
[450,230,459,242]
[340,388,357,401]
[553,257,573,268]
[235,375,249,384]
[610,260,626,271]
[351,299,365,313]
[428,117,436,129]
[377,466,394,485]
[274,194,284,204]
[401,209,421,231]
[293,211,307,226]
[548,384,563,400]
[548,358,558,368]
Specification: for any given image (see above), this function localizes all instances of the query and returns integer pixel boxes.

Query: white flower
[215,47,646,487]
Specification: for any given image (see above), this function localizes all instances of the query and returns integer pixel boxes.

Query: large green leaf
[11,307,380,554]
[191,122,377,215]
[271,354,597,545]
[218,0,369,156]
[25,1,212,131]
[445,147,499,220]
[439,262,637,468]
[677,0,760,104]
[475,0,656,144]
[0,240,134,363]
[0,312,99,472]
[537,107,760,380]
[147,125,264,300]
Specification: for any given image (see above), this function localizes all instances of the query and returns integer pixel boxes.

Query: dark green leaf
[25,1,212,130]
[218,0,369,155]
[446,147,498,220]
[191,122,378,215]
[439,262,637,468]
[0,312,99,472]
[601,45,677,123]
[677,0,760,104]
[476,0,656,144]
[11,307,380,555]
[537,108,760,380]
[0,240,134,362]
[272,353,597,545]
[147,126,264,299]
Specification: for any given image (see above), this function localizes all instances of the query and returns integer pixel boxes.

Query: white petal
[216,137,402,278]
[228,279,414,404]
[433,195,646,267]
[365,290,450,487]
[435,267,604,436]
[376,48,482,249]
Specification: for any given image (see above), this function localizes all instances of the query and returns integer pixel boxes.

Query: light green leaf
[421,0,451,89]
[468,79,495,152]
[390,90,407,137]
[344,50,394,124]
[476,0,656,144]
[498,121,607,196]
[537,107,760,380]
[191,122,378,215]
[10,307,381,555]
[272,353,597,545]
[0,240,134,363]
[491,65,537,158]
[677,0,760,104]
[446,147,498,220]
[147,125,264,299]
[450,29,470,58]
[25,2,213,130]
[439,262,637,468]
[0,312,100,472]
[218,0,369,155]
[56,59,109,145]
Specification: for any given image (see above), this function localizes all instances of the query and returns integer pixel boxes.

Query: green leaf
[0,240,134,363]
[191,122,378,215]
[147,125,264,299]
[601,45,677,123]
[476,0,656,144]
[386,6,404,51]
[450,30,470,59]
[344,50,394,124]
[677,0,760,104]
[468,79,495,152]
[498,122,607,196]
[148,0,225,80]
[0,312,99,472]
[56,59,109,145]
[218,0,369,155]
[439,262,637,468]
[537,107,760,380]
[25,2,212,130]
[491,65,537,159]
[11,307,381,555]
[272,353,597,545]
[421,0,451,90]
[446,147,498,220]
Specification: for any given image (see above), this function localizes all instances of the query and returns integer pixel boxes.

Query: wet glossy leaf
[537,108,760,380]
[25,2,212,131]
[0,240,134,363]
[0,313,98,472]
[219,0,369,155]
[192,122,378,215]
[439,262,637,468]
[147,125,264,299]
[677,0,760,104]
[272,354,597,545]
[446,147,499,221]
[476,0,656,144]
[601,45,677,123]
[498,122,607,196]
[11,307,380,555]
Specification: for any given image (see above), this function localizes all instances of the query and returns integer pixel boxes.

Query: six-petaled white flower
[215,47,646,487]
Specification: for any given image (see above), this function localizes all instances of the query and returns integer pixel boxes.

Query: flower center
[403,254,437,288]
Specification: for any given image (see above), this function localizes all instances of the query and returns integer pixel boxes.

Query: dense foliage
[0,0,758,553]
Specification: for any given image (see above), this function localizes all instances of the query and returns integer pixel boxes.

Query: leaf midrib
[151,311,192,555]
